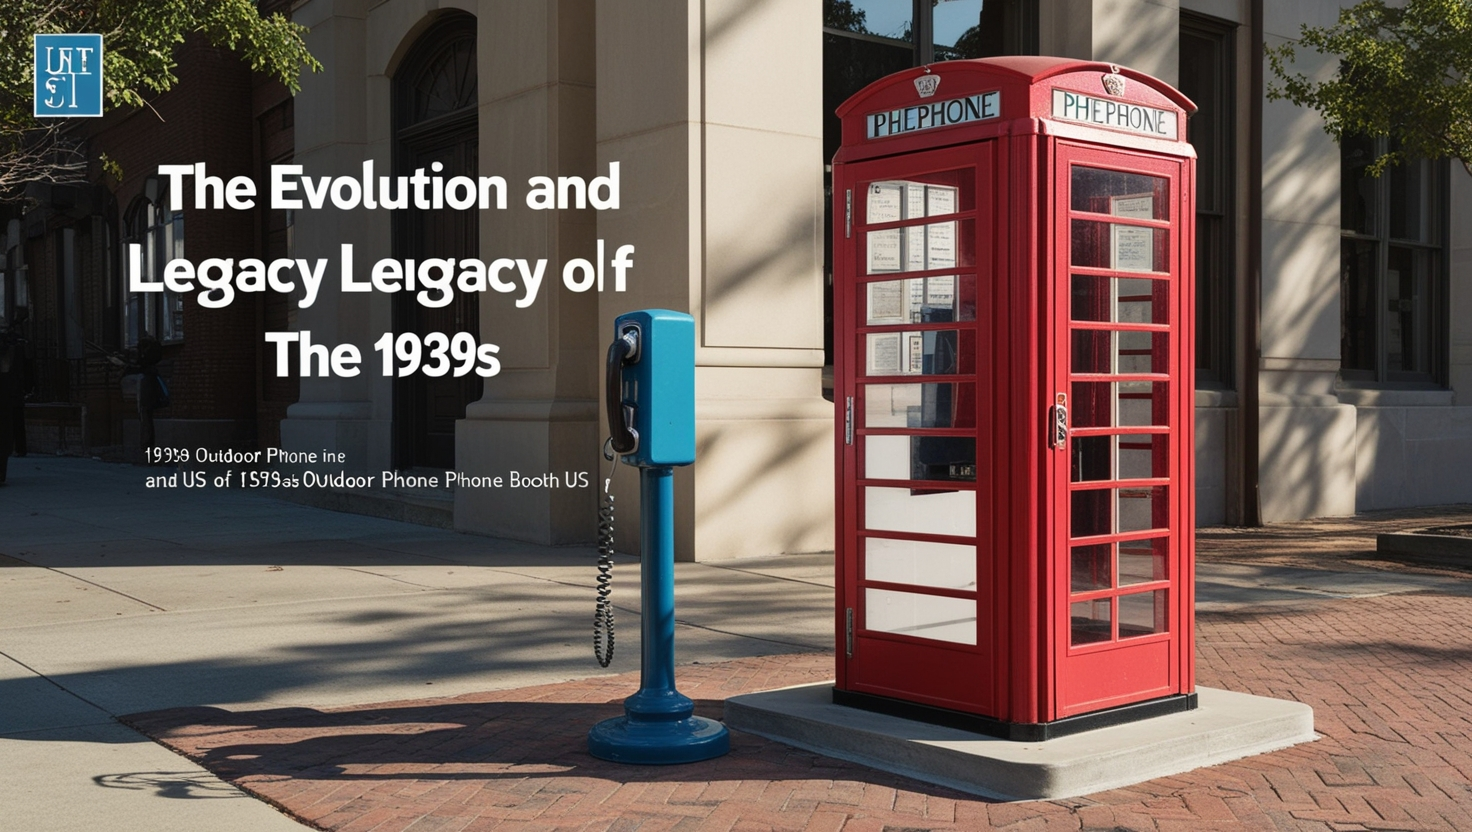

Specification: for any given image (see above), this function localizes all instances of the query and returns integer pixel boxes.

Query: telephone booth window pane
[1118,590,1168,638]
[862,174,974,225]
[1118,487,1168,533]
[1072,487,1167,536]
[864,330,966,376]
[865,538,976,590]
[1070,167,1169,220]
[1071,544,1112,592]
[1118,537,1169,585]
[866,274,976,324]
[1072,275,1167,324]
[863,435,976,482]
[865,486,975,536]
[1070,434,1160,482]
[1070,599,1111,645]
[1070,381,1169,427]
[1118,435,1160,480]
[1070,221,1168,272]
[863,382,975,428]
[1071,330,1168,375]
[1071,489,1111,538]
[864,219,974,274]
[1071,435,1112,482]
[866,588,976,645]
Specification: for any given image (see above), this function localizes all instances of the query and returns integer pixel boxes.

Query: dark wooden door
[392,14,479,471]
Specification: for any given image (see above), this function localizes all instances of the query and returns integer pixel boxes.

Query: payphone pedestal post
[588,466,729,763]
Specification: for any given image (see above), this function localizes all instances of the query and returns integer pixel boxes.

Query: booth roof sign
[1051,89,1177,140]
[867,90,1000,140]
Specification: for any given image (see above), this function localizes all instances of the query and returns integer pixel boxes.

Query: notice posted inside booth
[832,57,1198,740]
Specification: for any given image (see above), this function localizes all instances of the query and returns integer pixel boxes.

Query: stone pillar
[454,0,602,544]
[1256,9,1356,521]
[1039,0,1179,86]
[596,0,833,561]
[279,0,395,474]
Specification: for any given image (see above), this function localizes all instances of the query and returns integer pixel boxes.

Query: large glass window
[824,1,1038,393]
[1179,13,1236,388]
[121,196,185,347]
[1340,136,1446,384]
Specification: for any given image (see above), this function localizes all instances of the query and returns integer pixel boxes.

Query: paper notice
[1110,194,1154,219]
[868,182,903,223]
[868,228,902,273]
[867,280,908,325]
[906,333,925,374]
[927,220,957,269]
[925,275,955,309]
[1111,225,1154,272]
[867,332,903,376]
[905,226,926,272]
[905,184,927,219]
[926,185,957,217]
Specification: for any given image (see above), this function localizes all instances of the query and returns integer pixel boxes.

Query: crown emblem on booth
[914,72,941,98]
[1101,67,1126,97]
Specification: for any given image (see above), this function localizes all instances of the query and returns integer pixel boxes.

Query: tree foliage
[0,0,321,192]
[1267,0,1472,176]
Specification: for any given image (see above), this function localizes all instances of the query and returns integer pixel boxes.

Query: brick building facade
[2,8,299,459]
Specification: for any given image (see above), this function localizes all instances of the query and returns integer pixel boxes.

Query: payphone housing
[832,57,1198,739]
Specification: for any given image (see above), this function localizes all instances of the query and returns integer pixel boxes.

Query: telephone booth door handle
[1049,392,1068,450]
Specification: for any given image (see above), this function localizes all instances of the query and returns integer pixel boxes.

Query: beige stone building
[278,0,1472,560]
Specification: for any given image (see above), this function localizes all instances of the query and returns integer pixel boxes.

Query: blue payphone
[587,309,730,764]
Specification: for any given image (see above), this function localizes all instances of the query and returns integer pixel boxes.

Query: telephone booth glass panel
[845,144,995,714]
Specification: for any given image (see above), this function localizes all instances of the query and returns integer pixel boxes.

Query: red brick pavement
[124,512,1472,831]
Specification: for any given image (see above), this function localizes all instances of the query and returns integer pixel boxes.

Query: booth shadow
[118,695,974,800]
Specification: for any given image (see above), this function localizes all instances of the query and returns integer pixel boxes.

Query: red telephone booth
[832,57,1197,740]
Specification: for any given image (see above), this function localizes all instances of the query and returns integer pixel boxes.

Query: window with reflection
[1340,135,1447,384]
[1179,12,1235,388]
[121,196,185,347]
[824,1,1039,390]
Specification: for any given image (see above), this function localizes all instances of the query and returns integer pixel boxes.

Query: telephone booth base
[725,683,1315,801]
[833,687,1197,742]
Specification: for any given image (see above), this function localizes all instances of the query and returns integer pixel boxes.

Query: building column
[596,0,833,561]
[1255,11,1356,521]
[454,1,602,544]
[1039,0,1180,86]
[279,0,395,475]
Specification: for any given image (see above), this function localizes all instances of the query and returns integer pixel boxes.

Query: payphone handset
[594,309,697,667]
[605,323,641,458]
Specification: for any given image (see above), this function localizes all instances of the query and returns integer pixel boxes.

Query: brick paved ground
[124,509,1472,831]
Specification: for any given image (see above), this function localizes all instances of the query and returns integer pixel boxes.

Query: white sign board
[1051,89,1177,140]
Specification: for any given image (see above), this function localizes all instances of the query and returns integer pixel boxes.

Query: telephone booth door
[1050,143,1194,718]
[835,142,999,716]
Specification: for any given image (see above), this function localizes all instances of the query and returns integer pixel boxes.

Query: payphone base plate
[587,714,730,765]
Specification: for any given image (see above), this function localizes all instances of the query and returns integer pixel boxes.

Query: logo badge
[914,74,941,99]
[34,34,104,118]
[1101,67,1126,98]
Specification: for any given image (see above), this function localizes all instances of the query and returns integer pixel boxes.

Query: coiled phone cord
[593,438,620,667]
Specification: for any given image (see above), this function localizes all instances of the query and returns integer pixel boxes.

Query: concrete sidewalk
[0,456,831,831]
[3,456,1471,830]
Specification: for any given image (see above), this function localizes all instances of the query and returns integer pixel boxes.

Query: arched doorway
[392,13,480,470]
